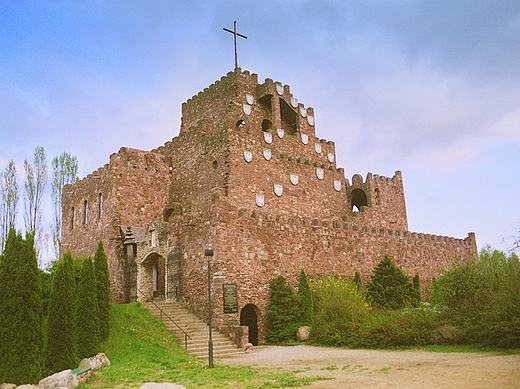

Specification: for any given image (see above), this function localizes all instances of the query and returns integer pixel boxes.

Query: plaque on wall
[243,104,251,115]
[291,97,298,108]
[301,133,309,145]
[223,283,238,314]
[314,143,322,154]
[246,93,254,105]
[290,173,299,185]
[274,183,283,197]
[327,152,335,163]
[300,106,307,117]
[334,179,342,192]
[263,148,272,161]
[307,115,315,126]
[276,83,284,95]
[277,128,285,138]
[264,132,273,144]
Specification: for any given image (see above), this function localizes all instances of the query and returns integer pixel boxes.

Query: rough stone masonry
[61,68,477,344]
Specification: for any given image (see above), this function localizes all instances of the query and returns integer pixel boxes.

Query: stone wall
[62,147,169,302]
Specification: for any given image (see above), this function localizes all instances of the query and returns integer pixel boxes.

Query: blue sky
[1,1,519,260]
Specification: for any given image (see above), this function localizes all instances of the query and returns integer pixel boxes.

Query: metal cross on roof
[223,21,247,70]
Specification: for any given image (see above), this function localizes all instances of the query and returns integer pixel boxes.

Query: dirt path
[219,345,520,388]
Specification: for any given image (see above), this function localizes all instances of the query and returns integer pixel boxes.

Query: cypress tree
[77,256,100,359]
[297,268,314,327]
[94,240,110,341]
[0,229,43,384]
[46,251,78,374]
[266,275,300,343]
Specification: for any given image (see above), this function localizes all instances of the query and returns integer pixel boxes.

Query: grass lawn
[79,303,327,389]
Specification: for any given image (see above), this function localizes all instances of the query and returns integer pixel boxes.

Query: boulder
[139,384,186,389]
[429,324,467,344]
[0,384,16,389]
[14,386,40,389]
[243,342,254,351]
[296,326,311,342]
[39,369,79,389]
[78,353,110,370]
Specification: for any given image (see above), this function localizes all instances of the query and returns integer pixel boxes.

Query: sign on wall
[223,283,238,314]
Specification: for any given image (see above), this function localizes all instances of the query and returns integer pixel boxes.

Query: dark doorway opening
[240,304,258,346]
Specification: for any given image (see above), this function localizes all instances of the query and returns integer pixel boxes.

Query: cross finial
[223,21,247,70]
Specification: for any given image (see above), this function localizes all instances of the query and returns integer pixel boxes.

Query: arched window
[262,119,272,132]
[351,188,368,212]
[83,200,88,224]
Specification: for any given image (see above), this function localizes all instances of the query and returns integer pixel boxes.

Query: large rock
[139,384,186,389]
[78,353,110,370]
[296,326,311,342]
[14,386,40,389]
[39,369,79,389]
[0,384,16,389]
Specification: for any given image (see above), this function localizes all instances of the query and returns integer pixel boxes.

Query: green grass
[79,303,327,389]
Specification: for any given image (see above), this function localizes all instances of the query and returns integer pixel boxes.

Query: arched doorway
[141,253,165,299]
[351,188,368,212]
[240,304,259,346]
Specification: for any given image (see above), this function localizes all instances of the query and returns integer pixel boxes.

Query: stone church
[61,68,477,344]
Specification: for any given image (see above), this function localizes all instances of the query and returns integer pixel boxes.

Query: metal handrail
[137,288,192,350]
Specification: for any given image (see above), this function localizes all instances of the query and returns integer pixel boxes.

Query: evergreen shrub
[77,256,100,359]
[297,268,313,327]
[266,275,300,343]
[366,255,418,309]
[94,240,111,341]
[0,229,43,384]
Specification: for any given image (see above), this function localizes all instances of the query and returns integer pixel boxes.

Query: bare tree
[0,161,19,252]
[51,152,78,260]
[23,146,48,263]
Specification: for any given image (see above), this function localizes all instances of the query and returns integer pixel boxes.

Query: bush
[349,308,441,348]
[310,275,369,347]
[366,255,418,310]
[432,247,520,348]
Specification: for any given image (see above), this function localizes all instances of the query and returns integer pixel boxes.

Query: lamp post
[204,249,214,368]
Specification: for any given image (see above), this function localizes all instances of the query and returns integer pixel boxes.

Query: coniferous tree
[366,255,417,310]
[77,256,100,359]
[94,240,111,341]
[0,228,43,384]
[266,275,300,343]
[46,251,78,374]
[297,268,314,327]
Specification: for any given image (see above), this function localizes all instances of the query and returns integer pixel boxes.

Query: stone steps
[142,299,242,358]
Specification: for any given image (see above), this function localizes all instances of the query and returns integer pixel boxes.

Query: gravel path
[219,345,520,388]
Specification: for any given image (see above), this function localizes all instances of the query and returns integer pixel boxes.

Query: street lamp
[204,249,214,368]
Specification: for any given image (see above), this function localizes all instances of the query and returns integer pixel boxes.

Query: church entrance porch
[240,304,259,346]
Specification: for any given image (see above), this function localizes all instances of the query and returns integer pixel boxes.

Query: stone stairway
[142,299,242,359]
